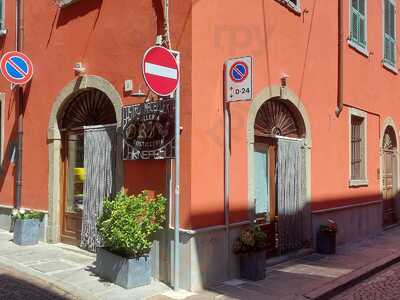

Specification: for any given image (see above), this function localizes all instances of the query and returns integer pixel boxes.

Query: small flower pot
[317,230,336,254]
[239,251,266,281]
[13,219,40,246]
[95,248,151,289]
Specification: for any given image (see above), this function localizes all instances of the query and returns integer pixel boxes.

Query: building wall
[0,0,192,224]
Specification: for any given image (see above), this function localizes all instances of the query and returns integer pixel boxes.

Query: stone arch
[247,85,312,223]
[47,75,123,243]
[380,118,400,221]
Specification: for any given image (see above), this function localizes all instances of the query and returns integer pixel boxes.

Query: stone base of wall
[311,201,383,247]
[150,224,248,292]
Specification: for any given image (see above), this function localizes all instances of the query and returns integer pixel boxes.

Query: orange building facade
[0,0,398,291]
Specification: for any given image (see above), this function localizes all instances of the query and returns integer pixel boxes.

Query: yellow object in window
[74,167,86,183]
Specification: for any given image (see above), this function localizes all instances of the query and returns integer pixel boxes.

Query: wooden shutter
[351,0,367,48]
[384,0,396,65]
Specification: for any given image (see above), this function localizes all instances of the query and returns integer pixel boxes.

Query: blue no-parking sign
[0,51,33,85]
[225,56,252,102]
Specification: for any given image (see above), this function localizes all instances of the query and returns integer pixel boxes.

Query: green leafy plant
[233,226,267,254]
[12,208,45,221]
[320,219,338,233]
[97,192,167,258]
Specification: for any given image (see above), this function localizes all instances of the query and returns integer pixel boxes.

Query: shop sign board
[142,46,179,96]
[224,56,252,102]
[122,99,175,160]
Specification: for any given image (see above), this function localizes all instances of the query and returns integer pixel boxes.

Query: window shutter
[384,0,396,66]
[351,0,359,42]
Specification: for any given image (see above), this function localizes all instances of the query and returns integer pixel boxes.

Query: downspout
[15,0,24,209]
[336,0,344,117]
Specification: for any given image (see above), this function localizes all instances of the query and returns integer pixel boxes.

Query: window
[0,0,5,35]
[286,0,301,13]
[349,109,368,186]
[349,0,368,54]
[383,0,397,70]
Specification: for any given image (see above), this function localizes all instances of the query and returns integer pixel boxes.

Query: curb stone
[303,251,400,300]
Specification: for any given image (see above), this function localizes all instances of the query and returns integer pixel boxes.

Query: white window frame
[285,0,301,13]
[0,0,6,36]
[349,108,368,187]
[348,0,369,57]
[382,0,398,73]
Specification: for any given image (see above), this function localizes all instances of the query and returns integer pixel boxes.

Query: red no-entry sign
[142,46,179,96]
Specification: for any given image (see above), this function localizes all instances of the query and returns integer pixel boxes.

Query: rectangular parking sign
[224,56,252,102]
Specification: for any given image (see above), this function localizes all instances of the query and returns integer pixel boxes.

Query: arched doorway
[253,98,307,256]
[47,75,123,245]
[247,86,312,258]
[382,125,398,227]
[58,89,117,245]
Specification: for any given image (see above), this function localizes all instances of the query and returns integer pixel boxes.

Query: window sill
[0,29,7,36]
[348,39,369,57]
[349,179,369,187]
[276,0,302,15]
[382,61,398,74]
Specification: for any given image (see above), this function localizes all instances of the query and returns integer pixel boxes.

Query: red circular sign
[229,61,249,83]
[0,51,33,85]
[142,46,179,96]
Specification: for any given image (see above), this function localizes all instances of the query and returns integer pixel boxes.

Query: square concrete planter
[239,251,266,281]
[95,248,151,289]
[13,219,40,246]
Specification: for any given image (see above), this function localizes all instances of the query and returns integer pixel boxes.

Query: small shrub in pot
[233,226,267,281]
[96,192,166,289]
[12,209,45,246]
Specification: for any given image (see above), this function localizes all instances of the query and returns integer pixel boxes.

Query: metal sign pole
[174,51,181,291]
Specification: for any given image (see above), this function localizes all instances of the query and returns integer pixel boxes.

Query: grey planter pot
[239,251,266,281]
[95,248,151,289]
[13,219,40,246]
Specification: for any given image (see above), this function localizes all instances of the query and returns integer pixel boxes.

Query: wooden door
[254,138,278,257]
[383,150,397,226]
[61,132,84,245]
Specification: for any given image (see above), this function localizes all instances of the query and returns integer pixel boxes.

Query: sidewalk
[0,229,170,300]
[152,225,400,300]
[1,227,400,300]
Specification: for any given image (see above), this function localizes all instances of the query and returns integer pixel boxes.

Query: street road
[0,265,76,300]
[333,262,400,300]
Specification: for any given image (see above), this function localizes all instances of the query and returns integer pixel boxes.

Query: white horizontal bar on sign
[145,62,178,79]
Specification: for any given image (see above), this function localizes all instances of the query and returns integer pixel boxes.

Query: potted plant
[317,219,338,254]
[12,208,45,246]
[96,191,166,289]
[233,226,267,281]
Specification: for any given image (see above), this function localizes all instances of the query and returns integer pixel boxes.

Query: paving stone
[30,260,78,273]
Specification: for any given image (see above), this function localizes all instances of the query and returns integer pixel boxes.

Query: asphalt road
[0,265,77,300]
[332,261,400,300]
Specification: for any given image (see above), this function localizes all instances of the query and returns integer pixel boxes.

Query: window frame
[348,0,369,56]
[285,0,301,13]
[349,108,368,187]
[383,0,398,73]
[0,0,6,36]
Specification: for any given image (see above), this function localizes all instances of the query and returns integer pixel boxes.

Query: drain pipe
[15,0,24,209]
[335,0,344,117]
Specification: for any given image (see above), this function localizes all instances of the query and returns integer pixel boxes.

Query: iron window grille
[351,115,365,181]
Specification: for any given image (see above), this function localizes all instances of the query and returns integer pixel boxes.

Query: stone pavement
[332,261,400,300]
[1,226,400,300]
[151,226,400,300]
[0,229,170,300]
